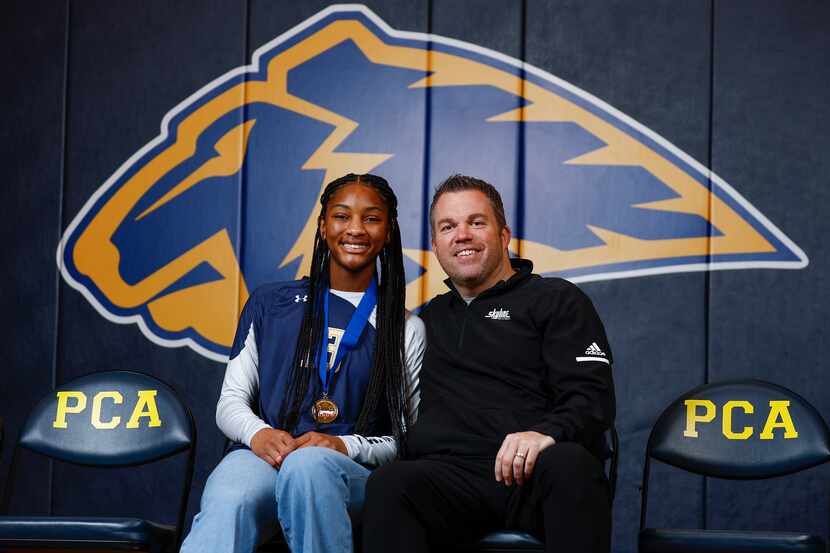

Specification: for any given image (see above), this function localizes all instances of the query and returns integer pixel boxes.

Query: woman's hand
[251,428,297,467]
[295,431,348,455]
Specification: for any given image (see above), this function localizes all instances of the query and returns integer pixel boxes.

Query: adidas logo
[584,342,606,356]
[485,308,511,321]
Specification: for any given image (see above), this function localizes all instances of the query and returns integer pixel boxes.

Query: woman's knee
[279,446,340,478]
[276,447,347,497]
[201,450,277,513]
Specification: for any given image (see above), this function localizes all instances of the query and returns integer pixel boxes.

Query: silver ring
[515,452,526,459]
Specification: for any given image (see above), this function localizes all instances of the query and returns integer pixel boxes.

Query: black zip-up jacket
[406,258,615,461]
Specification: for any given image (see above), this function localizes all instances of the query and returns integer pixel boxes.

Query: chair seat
[640,528,826,553]
[0,516,175,551]
[456,531,544,552]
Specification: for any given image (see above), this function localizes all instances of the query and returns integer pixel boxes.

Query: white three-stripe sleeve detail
[216,322,270,447]
[340,312,425,466]
[404,313,425,424]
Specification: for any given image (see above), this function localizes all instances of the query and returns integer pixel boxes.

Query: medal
[313,279,377,425]
[311,396,340,424]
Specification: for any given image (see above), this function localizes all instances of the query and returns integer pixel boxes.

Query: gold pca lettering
[52,390,162,429]
[683,399,798,440]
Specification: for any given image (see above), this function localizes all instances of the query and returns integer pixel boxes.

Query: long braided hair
[278,173,411,443]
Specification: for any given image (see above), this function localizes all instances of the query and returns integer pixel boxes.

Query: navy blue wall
[2,2,829,552]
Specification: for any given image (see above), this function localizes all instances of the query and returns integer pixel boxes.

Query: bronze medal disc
[312,397,339,424]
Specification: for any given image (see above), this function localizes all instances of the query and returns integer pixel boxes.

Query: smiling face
[431,189,514,297]
[319,182,390,291]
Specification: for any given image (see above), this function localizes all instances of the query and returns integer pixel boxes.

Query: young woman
[181,173,425,553]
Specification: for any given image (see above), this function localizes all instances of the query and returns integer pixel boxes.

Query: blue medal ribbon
[318,278,378,397]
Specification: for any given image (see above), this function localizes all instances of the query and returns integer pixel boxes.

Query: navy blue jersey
[229,279,379,437]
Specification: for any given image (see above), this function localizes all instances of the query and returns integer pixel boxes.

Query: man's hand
[251,428,297,467]
[494,431,556,486]
[295,431,348,455]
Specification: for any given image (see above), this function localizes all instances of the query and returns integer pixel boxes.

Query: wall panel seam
[50,0,72,517]
[702,0,717,532]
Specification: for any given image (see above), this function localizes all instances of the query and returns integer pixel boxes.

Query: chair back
[4,371,196,547]
[18,371,194,466]
[647,379,830,479]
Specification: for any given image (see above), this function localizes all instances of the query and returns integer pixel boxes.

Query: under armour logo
[295,294,308,303]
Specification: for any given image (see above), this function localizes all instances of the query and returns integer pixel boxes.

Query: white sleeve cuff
[340,434,361,459]
[241,420,273,448]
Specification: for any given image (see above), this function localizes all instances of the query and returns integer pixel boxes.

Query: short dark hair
[429,174,507,231]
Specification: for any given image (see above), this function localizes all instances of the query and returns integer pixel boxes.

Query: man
[363,175,615,553]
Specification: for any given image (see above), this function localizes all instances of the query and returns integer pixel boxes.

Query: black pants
[362,442,611,553]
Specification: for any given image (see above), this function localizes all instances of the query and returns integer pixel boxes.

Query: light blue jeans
[180,447,370,553]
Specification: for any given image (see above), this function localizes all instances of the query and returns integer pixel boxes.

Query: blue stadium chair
[0,370,196,552]
[639,380,830,553]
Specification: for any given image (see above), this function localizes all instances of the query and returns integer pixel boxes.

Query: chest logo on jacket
[485,308,511,321]
[56,5,807,362]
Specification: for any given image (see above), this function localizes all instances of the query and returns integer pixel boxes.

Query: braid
[279,174,411,445]
[354,187,410,442]
[279,225,329,432]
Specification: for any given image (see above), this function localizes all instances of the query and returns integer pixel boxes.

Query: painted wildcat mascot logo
[58,5,806,362]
